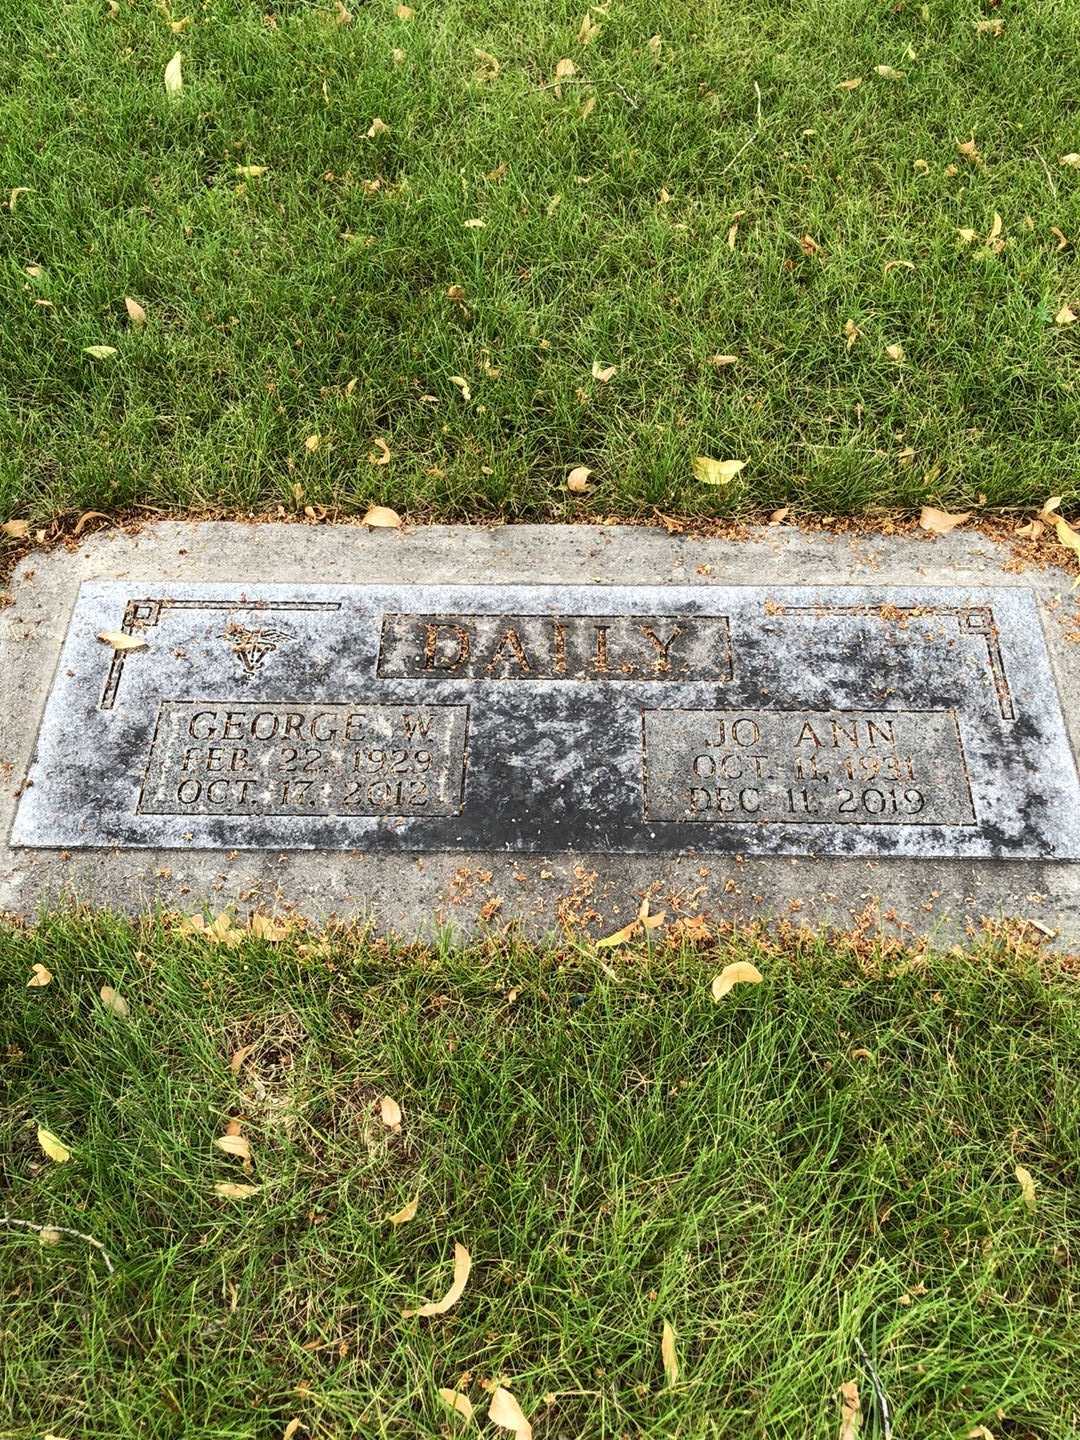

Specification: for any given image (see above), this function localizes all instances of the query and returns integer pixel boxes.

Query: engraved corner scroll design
[99,598,342,710]
[780,603,1015,722]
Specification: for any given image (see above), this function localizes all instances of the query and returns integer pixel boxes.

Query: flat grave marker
[11,580,1080,860]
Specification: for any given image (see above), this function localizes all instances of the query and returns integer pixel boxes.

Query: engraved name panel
[138,701,468,817]
[643,709,976,825]
[11,581,1080,858]
[377,612,734,681]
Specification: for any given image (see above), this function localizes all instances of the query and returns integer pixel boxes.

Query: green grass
[2,915,1077,1438]
[1,0,1079,525]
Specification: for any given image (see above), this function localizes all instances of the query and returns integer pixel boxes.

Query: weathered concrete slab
[3,522,1080,944]
[10,580,1080,860]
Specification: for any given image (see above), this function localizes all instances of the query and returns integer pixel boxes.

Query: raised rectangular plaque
[10,582,1080,857]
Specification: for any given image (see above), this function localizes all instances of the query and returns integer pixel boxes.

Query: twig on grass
[719,81,766,177]
[535,77,640,109]
[856,1337,893,1439]
[0,1215,116,1274]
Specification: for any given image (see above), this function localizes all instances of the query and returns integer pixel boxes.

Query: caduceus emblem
[225,620,291,674]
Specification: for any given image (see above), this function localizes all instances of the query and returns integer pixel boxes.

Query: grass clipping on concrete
[2,916,1078,1438]
[1,2,1080,522]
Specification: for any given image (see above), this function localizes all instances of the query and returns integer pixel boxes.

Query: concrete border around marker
[2,521,1079,946]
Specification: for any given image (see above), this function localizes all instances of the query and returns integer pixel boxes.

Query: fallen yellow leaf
[387,1195,419,1225]
[213,1181,261,1198]
[283,1420,303,1440]
[578,12,601,45]
[693,456,747,486]
[463,217,485,229]
[124,296,147,326]
[1054,516,1080,560]
[595,918,638,948]
[379,1095,403,1130]
[957,137,981,163]
[438,1388,475,1421]
[711,961,763,1000]
[1054,304,1077,325]
[488,1385,532,1440]
[1,519,30,538]
[708,353,739,367]
[591,360,617,382]
[403,1241,472,1317]
[450,375,472,399]
[361,505,402,529]
[235,164,268,178]
[838,76,863,90]
[1059,153,1080,167]
[84,345,118,359]
[1014,1164,1036,1210]
[968,1426,995,1439]
[919,506,970,535]
[838,1379,862,1440]
[99,985,129,1017]
[97,630,147,651]
[567,465,593,493]
[661,1320,678,1387]
[164,50,183,96]
[885,343,905,363]
[395,3,414,17]
[366,117,389,138]
[874,64,904,79]
[27,963,53,987]
[37,1127,72,1164]
[215,1133,252,1160]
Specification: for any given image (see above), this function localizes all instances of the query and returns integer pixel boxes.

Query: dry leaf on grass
[378,1095,402,1131]
[2,518,30,538]
[37,1127,71,1163]
[361,505,402,529]
[9,187,31,210]
[97,630,147,651]
[1014,1164,1036,1211]
[638,895,666,931]
[229,1042,256,1075]
[84,345,118,359]
[596,918,638,947]
[1061,154,1080,168]
[368,438,392,465]
[968,1426,995,1439]
[711,961,763,1000]
[1053,515,1080,561]
[403,1242,472,1317]
[567,465,593,493]
[395,3,414,17]
[708,354,738,367]
[28,963,53,987]
[215,1134,252,1160]
[283,1420,303,1440]
[489,1386,532,1439]
[213,1181,261,1199]
[591,360,617,382]
[74,510,110,536]
[578,12,601,44]
[875,65,904,80]
[387,1195,420,1225]
[1054,304,1077,326]
[164,50,183,95]
[124,296,147,326]
[843,319,860,350]
[99,986,129,1017]
[661,1320,678,1386]
[838,1380,862,1439]
[366,117,389,138]
[838,76,863,90]
[438,1388,475,1421]
[693,456,746,486]
[919,506,970,535]
[249,913,290,941]
[957,137,981,163]
[885,343,905,363]
[235,164,268,178]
